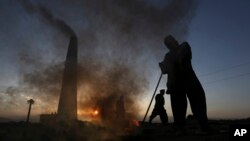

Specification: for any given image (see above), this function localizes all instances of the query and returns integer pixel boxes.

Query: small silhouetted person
[149,89,168,124]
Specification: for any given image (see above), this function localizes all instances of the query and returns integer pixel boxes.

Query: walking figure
[149,89,168,124]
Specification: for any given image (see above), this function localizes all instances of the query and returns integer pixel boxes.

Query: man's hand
[159,62,168,74]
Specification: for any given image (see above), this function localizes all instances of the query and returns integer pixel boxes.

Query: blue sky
[143,0,250,120]
[187,0,250,118]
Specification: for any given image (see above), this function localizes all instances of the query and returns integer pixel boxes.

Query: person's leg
[170,92,187,128]
[159,109,168,124]
[149,109,158,123]
[186,80,208,130]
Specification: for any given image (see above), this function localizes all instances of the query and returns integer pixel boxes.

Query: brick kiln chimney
[57,36,77,121]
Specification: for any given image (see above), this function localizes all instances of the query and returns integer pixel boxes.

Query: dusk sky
[0,0,250,122]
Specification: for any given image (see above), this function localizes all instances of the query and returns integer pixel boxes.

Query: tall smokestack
[57,36,77,121]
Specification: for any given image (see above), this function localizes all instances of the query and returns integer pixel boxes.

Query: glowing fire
[77,108,100,121]
[124,119,140,133]
[131,119,140,127]
[92,109,99,116]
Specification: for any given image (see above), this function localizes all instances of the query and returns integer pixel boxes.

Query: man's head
[160,89,165,94]
[164,35,179,50]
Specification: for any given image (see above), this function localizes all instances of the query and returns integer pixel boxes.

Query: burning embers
[77,108,99,121]
[78,96,127,121]
[92,109,99,116]
[77,95,141,135]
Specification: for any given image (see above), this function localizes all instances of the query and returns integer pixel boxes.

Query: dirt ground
[0,119,249,141]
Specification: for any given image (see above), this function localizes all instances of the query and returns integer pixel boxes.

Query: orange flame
[77,108,100,121]
[92,109,99,116]
[131,119,140,127]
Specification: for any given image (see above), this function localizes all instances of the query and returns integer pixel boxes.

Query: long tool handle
[142,73,163,123]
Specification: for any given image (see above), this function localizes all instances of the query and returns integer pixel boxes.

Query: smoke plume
[21,0,75,36]
[1,0,198,126]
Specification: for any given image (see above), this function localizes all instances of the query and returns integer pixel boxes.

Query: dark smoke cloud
[76,59,147,123]
[4,87,20,106]
[21,0,75,36]
[82,0,195,33]
[20,56,146,124]
[81,0,197,41]
[73,0,199,71]
[2,0,198,124]
[22,62,64,98]
[5,87,18,97]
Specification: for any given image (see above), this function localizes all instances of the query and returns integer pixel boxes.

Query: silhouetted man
[149,89,168,124]
[178,41,208,132]
[159,35,208,132]
[159,35,187,129]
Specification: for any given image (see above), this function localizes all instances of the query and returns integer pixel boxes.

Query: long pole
[142,73,163,123]
[26,103,31,123]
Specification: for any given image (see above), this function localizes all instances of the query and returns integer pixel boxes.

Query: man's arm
[159,53,170,74]
[179,42,192,61]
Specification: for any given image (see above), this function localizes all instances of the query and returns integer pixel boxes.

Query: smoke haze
[0,0,198,122]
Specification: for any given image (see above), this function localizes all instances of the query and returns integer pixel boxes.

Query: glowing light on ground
[92,110,99,116]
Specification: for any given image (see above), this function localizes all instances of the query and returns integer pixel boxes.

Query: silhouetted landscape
[1,118,250,141]
[1,0,250,141]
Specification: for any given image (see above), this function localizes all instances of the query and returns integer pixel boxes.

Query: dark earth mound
[0,119,249,141]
